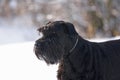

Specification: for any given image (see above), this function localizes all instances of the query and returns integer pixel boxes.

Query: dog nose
[35,42,41,48]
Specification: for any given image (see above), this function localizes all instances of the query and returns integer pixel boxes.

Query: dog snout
[35,43,41,48]
[35,40,42,48]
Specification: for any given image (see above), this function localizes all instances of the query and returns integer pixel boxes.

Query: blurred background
[0,0,120,45]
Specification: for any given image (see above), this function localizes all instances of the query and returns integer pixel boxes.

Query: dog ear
[63,22,78,36]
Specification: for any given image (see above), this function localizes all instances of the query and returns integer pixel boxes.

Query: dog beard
[34,36,64,64]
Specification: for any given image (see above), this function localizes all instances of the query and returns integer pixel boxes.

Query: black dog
[34,21,120,80]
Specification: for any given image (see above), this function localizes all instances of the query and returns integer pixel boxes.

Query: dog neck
[69,37,79,53]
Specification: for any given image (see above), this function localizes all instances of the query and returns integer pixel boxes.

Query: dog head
[34,21,78,64]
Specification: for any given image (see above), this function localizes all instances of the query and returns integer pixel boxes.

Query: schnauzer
[34,21,120,80]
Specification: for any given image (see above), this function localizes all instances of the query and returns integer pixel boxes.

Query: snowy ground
[0,42,58,80]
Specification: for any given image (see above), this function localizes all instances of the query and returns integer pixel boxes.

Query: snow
[0,42,58,80]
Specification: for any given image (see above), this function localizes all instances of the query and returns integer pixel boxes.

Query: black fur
[34,21,120,80]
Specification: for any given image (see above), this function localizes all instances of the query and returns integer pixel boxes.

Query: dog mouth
[34,49,58,64]
[35,49,59,65]
[34,46,56,64]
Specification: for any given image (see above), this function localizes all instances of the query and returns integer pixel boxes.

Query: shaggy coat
[34,21,120,80]
[57,38,120,80]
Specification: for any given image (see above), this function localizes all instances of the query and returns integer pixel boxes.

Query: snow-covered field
[0,42,58,80]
